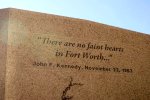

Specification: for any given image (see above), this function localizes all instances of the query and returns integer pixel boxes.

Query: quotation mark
[38,37,42,39]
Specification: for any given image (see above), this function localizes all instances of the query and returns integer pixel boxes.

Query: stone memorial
[0,8,150,100]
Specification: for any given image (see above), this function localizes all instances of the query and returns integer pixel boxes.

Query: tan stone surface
[0,8,150,100]
[0,8,9,100]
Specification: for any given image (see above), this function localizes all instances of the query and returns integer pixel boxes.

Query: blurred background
[0,0,150,34]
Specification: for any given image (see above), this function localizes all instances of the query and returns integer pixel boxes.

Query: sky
[0,0,150,34]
